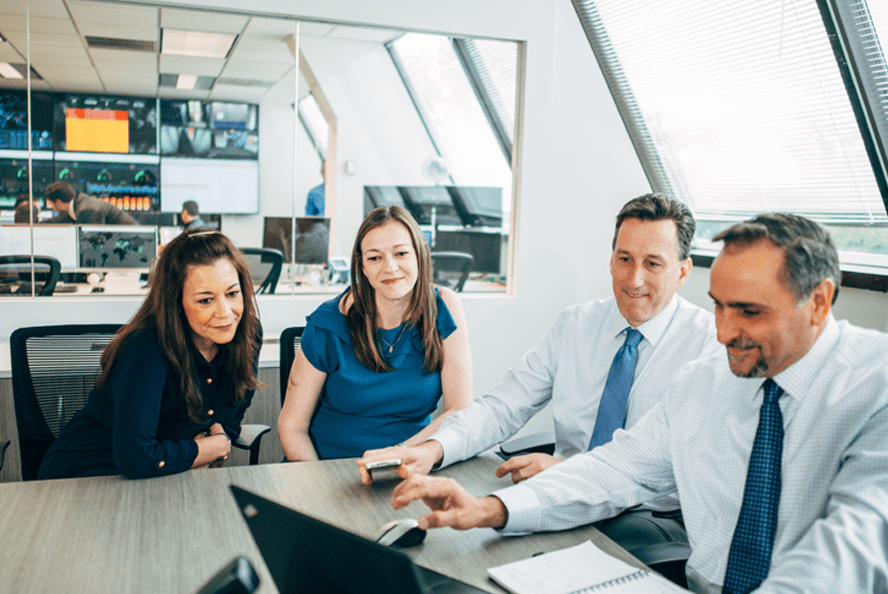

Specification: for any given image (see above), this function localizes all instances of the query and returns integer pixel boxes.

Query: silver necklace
[380,323,409,353]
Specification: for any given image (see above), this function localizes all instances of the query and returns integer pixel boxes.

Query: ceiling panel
[2,30,83,48]
[0,44,22,62]
[0,0,70,19]
[229,45,293,65]
[160,8,247,34]
[90,48,157,67]
[0,78,52,90]
[0,16,77,35]
[77,23,158,42]
[221,60,291,82]
[297,22,337,38]
[67,1,158,28]
[159,54,225,76]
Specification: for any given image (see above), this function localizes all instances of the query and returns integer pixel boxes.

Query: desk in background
[0,455,645,594]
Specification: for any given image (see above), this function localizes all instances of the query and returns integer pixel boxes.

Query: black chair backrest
[10,324,122,480]
[430,251,474,292]
[279,326,304,407]
[0,255,62,296]
[241,248,284,295]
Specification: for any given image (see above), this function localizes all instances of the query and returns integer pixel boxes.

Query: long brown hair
[97,229,263,422]
[348,206,442,373]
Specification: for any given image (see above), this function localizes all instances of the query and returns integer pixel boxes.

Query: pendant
[389,346,394,353]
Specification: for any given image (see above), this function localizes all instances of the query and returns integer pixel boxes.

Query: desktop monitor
[0,224,78,270]
[78,225,157,271]
[446,186,503,227]
[396,186,463,227]
[263,216,330,264]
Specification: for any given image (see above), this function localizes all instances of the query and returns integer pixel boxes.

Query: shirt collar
[610,294,679,347]
[770,315,839,403]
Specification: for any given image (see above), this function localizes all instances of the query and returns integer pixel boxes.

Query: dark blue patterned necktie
[723,378,785,594]
[588,328,643,449]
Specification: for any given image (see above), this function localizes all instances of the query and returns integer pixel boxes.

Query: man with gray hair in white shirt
[390,213,888,594]
[359,194,721,562]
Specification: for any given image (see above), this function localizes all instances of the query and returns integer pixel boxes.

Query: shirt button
[207,378,212,384]
[158,461,165,468]
[207,409,214,416]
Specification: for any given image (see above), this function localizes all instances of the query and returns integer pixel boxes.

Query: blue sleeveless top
[301,289,457,459]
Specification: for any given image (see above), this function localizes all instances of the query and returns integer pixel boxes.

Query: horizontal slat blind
[573,0,887,226]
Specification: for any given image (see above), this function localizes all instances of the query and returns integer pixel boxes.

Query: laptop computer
[230,485,489,594]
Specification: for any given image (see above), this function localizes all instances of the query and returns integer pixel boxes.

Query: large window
[573,0,888,273]
[387,33,515,215]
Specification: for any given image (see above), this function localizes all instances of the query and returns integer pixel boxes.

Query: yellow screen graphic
[65,108,129,153]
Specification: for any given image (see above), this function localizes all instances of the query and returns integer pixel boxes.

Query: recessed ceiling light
[0,62,23,79]
[162,29,236,58]
[176,74,198,90]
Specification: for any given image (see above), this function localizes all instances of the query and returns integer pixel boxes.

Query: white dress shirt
[432,294,720,468]
[494,317,888,593]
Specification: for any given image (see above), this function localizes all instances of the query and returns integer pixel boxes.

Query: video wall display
[0,90,54,150]
[160,99,258,159]
[55,160,159,212]
[0,158,54,208]
[0,92,260,214]
[54,94,158,154]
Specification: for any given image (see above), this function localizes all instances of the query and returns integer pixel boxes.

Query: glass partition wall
[0,1,522,297]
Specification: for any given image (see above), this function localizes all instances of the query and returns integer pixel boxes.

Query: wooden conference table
[0,454,645,594]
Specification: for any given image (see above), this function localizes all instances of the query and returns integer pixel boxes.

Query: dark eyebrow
[707,292,761,309]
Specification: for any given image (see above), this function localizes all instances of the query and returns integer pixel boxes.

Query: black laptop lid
[230,485,427,594]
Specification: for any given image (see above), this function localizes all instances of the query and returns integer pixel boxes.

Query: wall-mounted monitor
[160,99,258,159]
[78,225,157,271]
[55,160,159,212]
[364,186,408,213]
[0,158,54,209]
[0,224,79,270]
[263,216,330,265]
[0,90,54,150]
[160,158,258,214]
[54,94,157,154]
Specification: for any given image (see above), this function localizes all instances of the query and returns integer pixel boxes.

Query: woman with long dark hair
[278,206,472,460]
[38,229,263,479]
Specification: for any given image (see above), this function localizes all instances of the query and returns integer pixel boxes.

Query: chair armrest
[232,424,271,450]
[629,542,691,566]
[497,431,556,459]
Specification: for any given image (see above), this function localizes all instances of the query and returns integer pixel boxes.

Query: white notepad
[486,541,687,594]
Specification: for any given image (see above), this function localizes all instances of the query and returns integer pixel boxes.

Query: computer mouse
[373,518,427,548]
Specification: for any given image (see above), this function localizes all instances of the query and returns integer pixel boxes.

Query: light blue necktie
[723,378,784,594]
[588,328,643,450]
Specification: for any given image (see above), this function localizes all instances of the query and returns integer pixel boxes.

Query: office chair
[279,326,305,406]
[10,325,269,480]
[241,248,284,295]
[0,255,61,296]
[429,251,474,292]
[498,432,689,587]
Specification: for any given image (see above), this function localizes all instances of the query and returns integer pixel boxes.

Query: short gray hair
[613,193,696,261]
[712,213,840,305]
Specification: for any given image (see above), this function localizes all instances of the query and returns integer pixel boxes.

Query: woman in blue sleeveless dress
[278,206,472,461]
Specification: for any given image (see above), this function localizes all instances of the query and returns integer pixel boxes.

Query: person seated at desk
[181,200,208,230]
[359,194,721,551]
[38,229,264,480]
[42,181,137,225]
[278,206,472,461]
[390,213,888,594]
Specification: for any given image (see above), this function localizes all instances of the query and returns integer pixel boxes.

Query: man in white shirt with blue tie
[390,213,888,593]
[360,194,721,556]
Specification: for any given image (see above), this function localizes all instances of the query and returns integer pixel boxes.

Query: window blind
[572,0,887,226]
